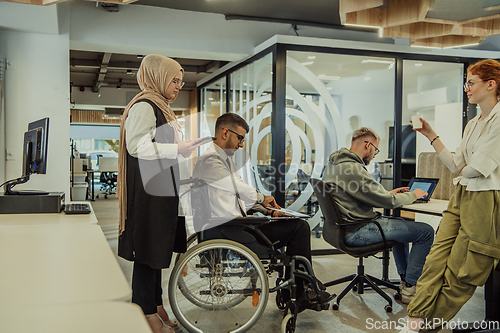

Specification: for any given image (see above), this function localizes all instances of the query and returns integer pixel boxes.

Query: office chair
[310,178,400,312]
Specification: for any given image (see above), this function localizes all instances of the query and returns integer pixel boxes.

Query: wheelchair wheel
[175,233,198,264]
[169,239,269,333]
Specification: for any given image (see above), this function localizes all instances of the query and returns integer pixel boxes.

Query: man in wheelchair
[192,113,334,313]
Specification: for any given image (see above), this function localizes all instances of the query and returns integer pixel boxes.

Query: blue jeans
[344,216,435,285]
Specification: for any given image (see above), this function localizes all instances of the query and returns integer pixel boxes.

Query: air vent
[103,108,124,119]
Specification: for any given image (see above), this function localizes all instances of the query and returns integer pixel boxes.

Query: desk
[0,201,97,226]
[0,224,130,306]
[401,199,449,217]
[0,302,150,333]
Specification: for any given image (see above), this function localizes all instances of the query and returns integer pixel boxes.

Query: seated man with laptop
[193,113,333,311]
[322,127,435,304]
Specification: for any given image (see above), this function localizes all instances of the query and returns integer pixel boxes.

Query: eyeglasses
[364,141,380,156]
[463,80,484,91]
[226,128,245,143]
[171,79,185,88]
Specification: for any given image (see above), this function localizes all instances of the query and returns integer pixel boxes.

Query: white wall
[0,2,59,35]
[3,3,70,196]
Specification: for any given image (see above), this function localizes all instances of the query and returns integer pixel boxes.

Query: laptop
[407,177,439,203]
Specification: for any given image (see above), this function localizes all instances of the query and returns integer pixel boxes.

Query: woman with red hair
[399,59,500,332]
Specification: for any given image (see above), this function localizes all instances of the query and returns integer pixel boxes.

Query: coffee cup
[411,115,423,129]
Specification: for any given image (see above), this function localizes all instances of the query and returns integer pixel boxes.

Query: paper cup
[411,115,423,129]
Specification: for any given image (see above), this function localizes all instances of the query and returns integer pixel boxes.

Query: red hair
[467,59,500,97]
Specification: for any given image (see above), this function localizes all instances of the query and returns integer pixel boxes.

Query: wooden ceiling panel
[412,35,485,48]
[459,18,500,36]
[340,0,500,48]
[381,21,454,39]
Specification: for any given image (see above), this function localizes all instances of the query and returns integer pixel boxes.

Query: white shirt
[439,101,500,191]
[192,143,265,218]
[124,101,179,160]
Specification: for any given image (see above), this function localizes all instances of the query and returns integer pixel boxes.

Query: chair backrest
[309,178,348,252]
[417,152,457,200]
[311,178,398,257]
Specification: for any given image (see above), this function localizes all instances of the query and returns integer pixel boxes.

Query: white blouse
[439,102,500,191]
[124,102,179,160]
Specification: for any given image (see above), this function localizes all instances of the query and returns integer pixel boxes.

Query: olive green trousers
[407,185,500,331]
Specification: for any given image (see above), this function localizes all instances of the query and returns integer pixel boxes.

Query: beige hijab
[118,55,184,234]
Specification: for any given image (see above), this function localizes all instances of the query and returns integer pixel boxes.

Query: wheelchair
[168,178,333,333]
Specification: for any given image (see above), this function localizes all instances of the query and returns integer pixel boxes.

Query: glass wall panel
[401,60,464,187]
[286,51,396,229]
[200,78,226,139]
[229,53,273,193]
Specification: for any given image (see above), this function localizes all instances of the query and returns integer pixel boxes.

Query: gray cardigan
[322,148,417,231]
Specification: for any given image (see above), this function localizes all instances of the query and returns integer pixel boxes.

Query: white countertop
[0,302,150,333]
[401,199,449,216]
[0,201,97,226]
[0,224,131,306]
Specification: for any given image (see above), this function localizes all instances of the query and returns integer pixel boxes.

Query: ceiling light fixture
[307,56,316,60]
[344,23,380,30]
[415,63,423,67]
[301,61,314,66]
[442,43,480,49]
[410,45,441,49]
[362,59,394,64]
[318,75,340,80]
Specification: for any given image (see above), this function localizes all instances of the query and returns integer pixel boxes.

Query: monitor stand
[3,175,49,195]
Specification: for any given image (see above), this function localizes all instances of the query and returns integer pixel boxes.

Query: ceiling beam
[71,58,222,74]
[97,52,112,83]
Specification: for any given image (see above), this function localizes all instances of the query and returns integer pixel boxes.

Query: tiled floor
[92,197,485,333]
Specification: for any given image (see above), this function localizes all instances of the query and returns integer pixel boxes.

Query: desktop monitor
[388,125,416,160]
[3,117,50,195]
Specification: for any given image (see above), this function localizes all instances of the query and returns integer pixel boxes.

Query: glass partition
[285,51,396,229]
[402,60,464,186]
[229,53,273,192]
[200,78,226,138]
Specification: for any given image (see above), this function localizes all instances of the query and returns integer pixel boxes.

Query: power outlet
[6,149,15,161]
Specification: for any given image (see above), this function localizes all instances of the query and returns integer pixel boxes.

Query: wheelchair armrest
[207,216,271,226]
[240,224,275,249]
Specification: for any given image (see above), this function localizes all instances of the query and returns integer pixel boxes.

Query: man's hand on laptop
[413,189,428,199]
[262,195,281,209]
[391,187,410,194]
[267,209,289,217]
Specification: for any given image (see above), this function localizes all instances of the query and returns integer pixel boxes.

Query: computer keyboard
[64,203,92,214]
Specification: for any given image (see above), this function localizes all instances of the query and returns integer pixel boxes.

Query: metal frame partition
[197,41,481,274]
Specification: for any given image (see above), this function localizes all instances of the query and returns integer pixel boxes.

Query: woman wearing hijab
[398,59,500,332]
[117,54,202,333]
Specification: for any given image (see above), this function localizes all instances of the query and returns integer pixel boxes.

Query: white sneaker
[397,327,416,333]
[400,284,416,304]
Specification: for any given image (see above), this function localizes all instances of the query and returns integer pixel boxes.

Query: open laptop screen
[408,177,439,202]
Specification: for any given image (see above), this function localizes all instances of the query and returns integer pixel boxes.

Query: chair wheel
[352,285,358,292]
[276,290,286,311]
[385,304,392,313]
[331,302,339,310]
[281,314,296,333]
[393,292,401,300]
